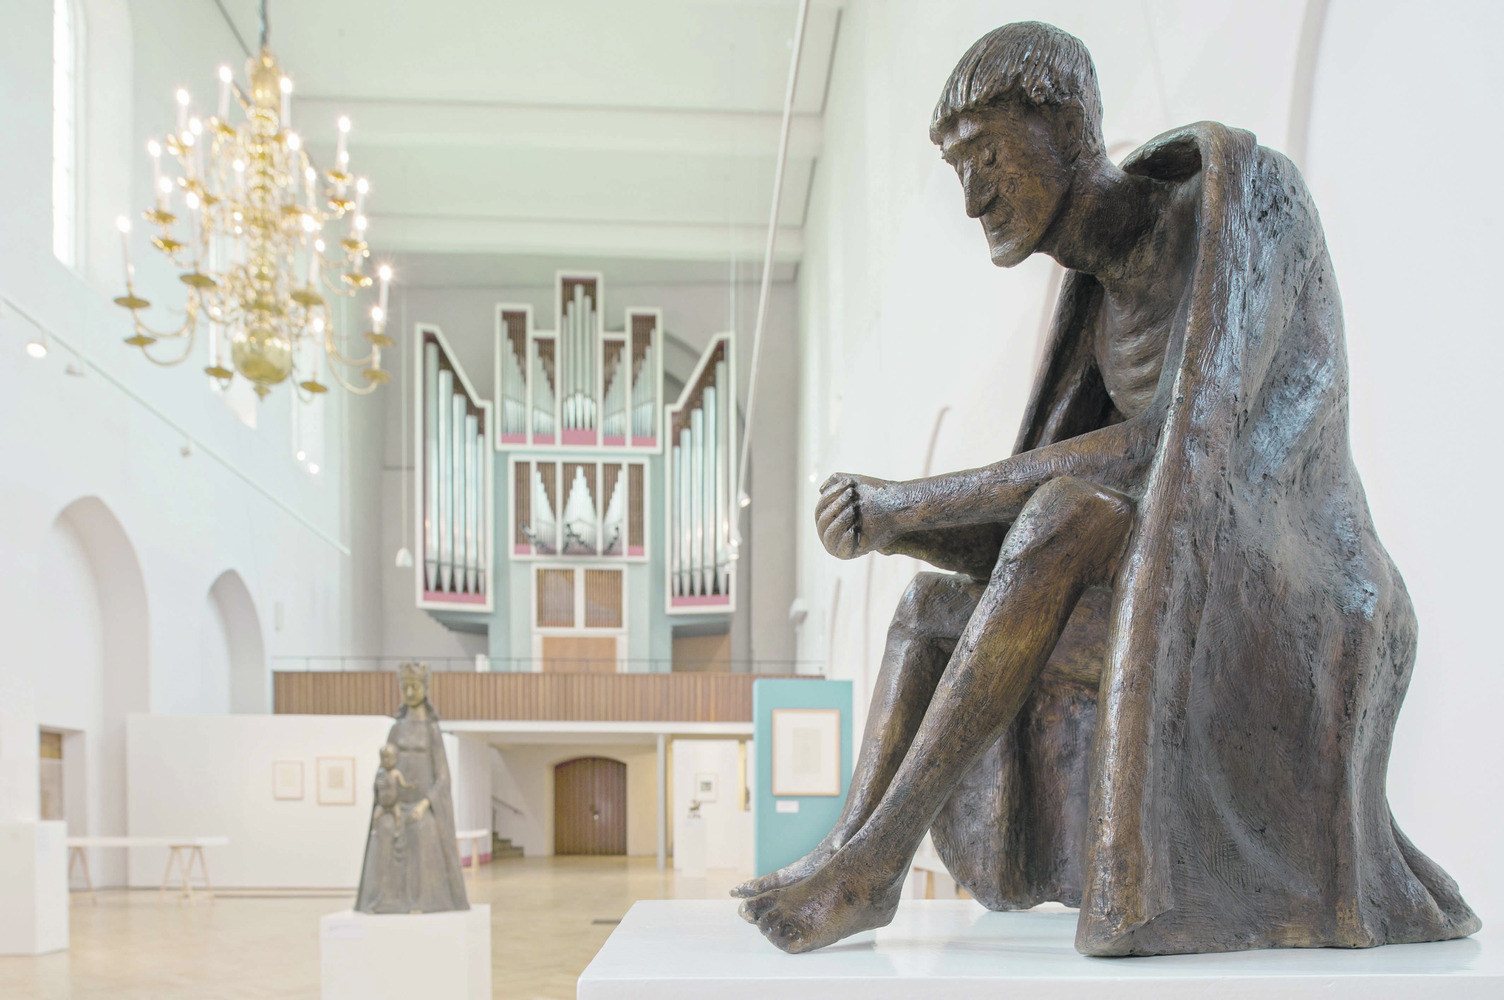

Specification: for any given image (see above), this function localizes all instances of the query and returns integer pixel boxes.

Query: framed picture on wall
[316,757,357,806]
[273,760,304,801]
[771,708,841,796]
[694,772,719,802]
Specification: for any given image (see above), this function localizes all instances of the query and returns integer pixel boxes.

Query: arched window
[52,0,80,267]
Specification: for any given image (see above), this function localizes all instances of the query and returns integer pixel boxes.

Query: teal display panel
[752,678,853,877]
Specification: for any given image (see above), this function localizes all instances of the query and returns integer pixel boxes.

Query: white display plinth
[320,905,490,1000]
[0,821,68,956]
[579,900,1501,1000]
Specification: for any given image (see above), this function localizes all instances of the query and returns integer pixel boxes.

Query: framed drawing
[317,756,357,806]
[273,760,304,801]
[694,772,719,803]
[771,708,841,796]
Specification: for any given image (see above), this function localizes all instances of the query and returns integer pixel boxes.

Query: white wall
[671,739,752,873]
[488,742,664,858]
[451,734,492,862]
[1301,0,1504,926]
[125,714,394,888]
[0,0,384,858]
[796,0,1501,926]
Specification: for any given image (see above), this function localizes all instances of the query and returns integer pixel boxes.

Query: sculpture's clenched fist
[816,473,895,559]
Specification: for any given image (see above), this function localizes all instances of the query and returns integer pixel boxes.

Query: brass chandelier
[113,5,390,399]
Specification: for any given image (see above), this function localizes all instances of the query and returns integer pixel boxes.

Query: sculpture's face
[401,676,425,708]
[380,744,397,768]
[938,104,1074,267]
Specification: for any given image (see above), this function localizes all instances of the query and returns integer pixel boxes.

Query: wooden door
[554,757,627,855]
[541,635,618,673]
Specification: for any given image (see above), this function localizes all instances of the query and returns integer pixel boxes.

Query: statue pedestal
[0,821,68,955]
[579,900,1500,999]
[320,905,490,1000]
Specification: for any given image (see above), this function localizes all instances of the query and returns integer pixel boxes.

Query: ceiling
[216,1,843,284]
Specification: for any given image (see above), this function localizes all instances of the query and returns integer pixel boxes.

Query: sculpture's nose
[963,167,994,219]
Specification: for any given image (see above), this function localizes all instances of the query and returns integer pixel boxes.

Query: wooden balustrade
[272,670,808,723]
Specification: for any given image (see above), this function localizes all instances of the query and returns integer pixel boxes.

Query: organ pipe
[714,359,730,595]
[424,341,439,592]
[415,326,492,611]
[666,336,735,610]
[437,367,453,593]
[464,411,478,594]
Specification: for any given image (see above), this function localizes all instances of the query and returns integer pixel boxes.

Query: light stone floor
[0,857,745,1000]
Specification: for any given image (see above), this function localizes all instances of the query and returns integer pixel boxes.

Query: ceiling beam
[369,214,803,263]
[294,97,823,158]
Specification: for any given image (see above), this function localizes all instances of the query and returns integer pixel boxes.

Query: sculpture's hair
[929,22,1104,155]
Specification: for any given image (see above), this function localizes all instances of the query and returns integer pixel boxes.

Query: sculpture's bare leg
[732,572,983,899]
[744,477,1132,953]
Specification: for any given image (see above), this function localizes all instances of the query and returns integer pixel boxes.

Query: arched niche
[47,496,149,883]
[209,569,268,714]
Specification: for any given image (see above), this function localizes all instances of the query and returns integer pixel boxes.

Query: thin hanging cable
[259,0,269,49]
[735,0,809,519]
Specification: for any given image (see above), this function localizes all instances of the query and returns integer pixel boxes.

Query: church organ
[415,271,738,667]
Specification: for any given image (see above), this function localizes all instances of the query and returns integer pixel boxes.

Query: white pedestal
[320,905,490,1000]
[578,900,1502,999]
[0,821,68,955]
[676,814,707,877]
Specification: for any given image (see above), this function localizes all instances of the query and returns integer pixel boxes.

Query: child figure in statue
[356,744,411,913]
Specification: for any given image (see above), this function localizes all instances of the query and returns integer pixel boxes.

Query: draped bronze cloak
[929,121,1479,956]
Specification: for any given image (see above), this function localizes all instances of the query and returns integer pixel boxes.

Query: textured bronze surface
[355,663,470,913]
[734,20,1479,957]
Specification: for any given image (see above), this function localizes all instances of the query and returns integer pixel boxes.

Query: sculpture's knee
[993,477,1132,580]
[893,572,950,631]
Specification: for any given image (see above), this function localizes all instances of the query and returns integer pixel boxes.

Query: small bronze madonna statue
[356,662,469,914]
[734,21,1478,957]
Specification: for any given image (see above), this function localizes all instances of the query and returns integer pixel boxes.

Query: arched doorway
[554,757,626,856]
[208,570,267,714]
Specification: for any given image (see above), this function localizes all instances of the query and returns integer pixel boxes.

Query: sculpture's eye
[980,146,996,166]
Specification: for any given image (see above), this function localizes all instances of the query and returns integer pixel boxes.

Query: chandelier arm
[322,363,381,395]
[136,326,199,367]
[323,327,377,369]
[128,310,198,341]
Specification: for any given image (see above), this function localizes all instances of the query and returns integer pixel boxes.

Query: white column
[656,733,667,871]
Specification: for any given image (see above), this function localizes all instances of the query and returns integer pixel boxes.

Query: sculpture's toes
[756,907,813,954]
[731,869,799,899]
[739,892,779,924]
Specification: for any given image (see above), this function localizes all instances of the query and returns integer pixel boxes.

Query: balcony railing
[272,669,817,724]
[271,656,823,674]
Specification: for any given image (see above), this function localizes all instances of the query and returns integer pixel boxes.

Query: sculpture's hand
[816,474,896,559]
[412,798,430,820]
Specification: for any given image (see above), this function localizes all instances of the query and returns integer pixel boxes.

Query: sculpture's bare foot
[739,853,904,954]
[729,838,839,902]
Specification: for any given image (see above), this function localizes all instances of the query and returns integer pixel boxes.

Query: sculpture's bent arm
[877,410,1159,536]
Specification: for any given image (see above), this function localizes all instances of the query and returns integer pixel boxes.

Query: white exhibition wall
[0,0,383,864]
[671,739,753,873]
[796,0,1503,927]
[125,714,487,889]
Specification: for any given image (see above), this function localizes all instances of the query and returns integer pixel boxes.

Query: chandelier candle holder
[113,46,392,399]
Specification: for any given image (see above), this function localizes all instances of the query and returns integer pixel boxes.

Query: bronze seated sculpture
[733,21,1479,957]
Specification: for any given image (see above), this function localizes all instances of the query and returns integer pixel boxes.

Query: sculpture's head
[397,661,431,710]
[379,742,397,769]
[930,22,1105,267]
